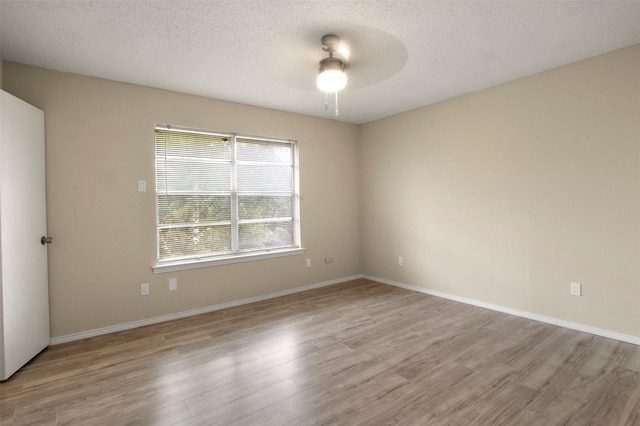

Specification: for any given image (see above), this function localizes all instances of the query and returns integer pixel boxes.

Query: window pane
[156,159,231,193]
[239,222,294,251]
[156,130,231,161]
[159,225,231,259]
[236,138,291,164]
[236,164,292,192]
[158,195,231,225]
[238,195,292,220]
[156,126,298,262]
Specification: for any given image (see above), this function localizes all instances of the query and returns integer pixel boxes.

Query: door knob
[40,236,53,245]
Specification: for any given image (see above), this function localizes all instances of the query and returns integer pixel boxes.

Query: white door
[0,90,50,381]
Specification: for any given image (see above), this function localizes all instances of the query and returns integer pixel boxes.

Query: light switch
[138,180,147,192]
[570,282,582,296]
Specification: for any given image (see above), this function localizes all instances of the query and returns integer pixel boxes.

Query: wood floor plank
[363,361,476,425]
[627,396,640,426]
[466,379,539,425]
[1,279,639,425]
[566,366,640,425]
[226,373,353,425]
[184,379,301,425]
[284,370,409,426]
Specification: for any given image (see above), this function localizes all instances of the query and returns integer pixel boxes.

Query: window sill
[152,248,306,274]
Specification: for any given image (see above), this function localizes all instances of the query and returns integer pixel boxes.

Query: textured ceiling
[1,0,640,124]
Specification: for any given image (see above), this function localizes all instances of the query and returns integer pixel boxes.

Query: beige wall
[360,44,640,337]
[3,63,361,338]
[4,44,639,341]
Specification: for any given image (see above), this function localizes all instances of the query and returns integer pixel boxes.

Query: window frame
[152,124,303,273]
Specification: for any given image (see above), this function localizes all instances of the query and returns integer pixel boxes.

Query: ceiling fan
[316,34,348,116]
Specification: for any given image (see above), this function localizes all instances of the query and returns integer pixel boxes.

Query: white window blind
[155,125,299,264]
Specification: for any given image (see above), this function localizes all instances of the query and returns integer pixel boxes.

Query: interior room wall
[4,44,639,342]
[360,44,640,338]
[3,63,361,338]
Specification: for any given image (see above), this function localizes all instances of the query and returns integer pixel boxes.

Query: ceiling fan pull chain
[335,91,339,116]
[325,91,328,110]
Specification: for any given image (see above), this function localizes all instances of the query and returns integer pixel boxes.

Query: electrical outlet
[570,282,582,296]
[306,258,312,267]
[141,282,149,296]
[398,256,404,266]
[169,278,177,291]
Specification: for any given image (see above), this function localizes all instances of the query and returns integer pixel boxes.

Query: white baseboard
[52,273,639,347]
[50,274,363,345]
[365,275,640,346]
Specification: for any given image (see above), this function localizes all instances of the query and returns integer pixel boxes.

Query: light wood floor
[2,279,640,425]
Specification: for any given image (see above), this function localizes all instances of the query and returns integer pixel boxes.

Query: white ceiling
[1,0,640,124]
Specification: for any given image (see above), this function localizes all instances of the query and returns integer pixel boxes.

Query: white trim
[50,274,363,345]
[365,275,640,346]
[51,274,639,347]
[152,248,305,273]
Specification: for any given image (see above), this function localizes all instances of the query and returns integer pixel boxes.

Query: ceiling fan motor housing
[321,34,341,53]
[318,56,345,73]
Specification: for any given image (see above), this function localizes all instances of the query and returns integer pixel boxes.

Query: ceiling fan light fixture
[317,57,347,92]
[316,34,348,116]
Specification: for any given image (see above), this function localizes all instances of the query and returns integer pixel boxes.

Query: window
[153,124,301,272]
